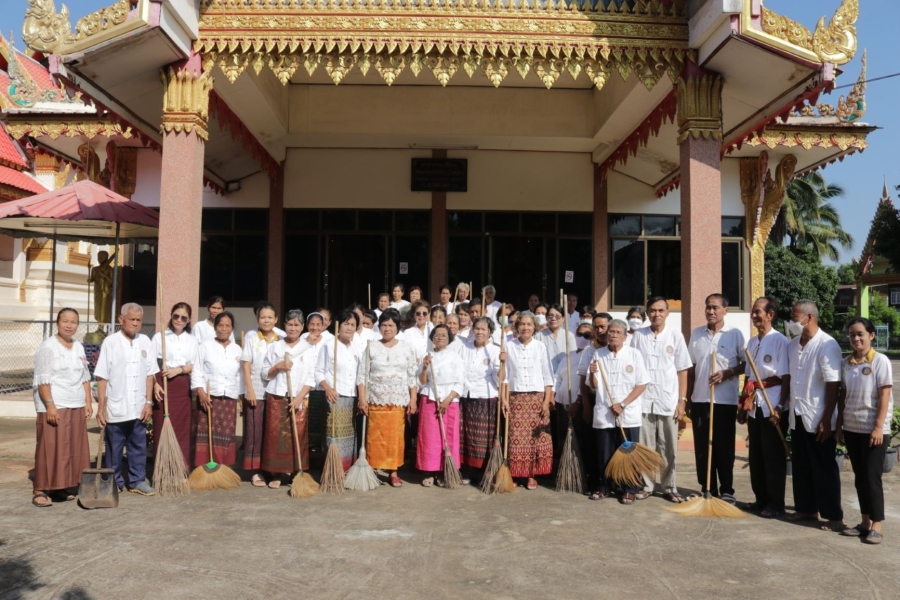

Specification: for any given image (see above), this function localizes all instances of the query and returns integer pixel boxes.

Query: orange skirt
[367,404,406,470]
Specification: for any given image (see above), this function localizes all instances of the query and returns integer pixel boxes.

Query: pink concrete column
[677,71,724,339]
[592,168,610,311]
[267,162,285,314]
[156,56,211,319]
[430,149,448,302]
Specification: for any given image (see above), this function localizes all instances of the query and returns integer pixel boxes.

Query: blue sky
[2,0,895,265]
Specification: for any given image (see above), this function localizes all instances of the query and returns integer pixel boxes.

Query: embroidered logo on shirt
[483,358,490,365]
[625,365,634,374]
[862,366,873,376]
[763,354,773,364]
[141,350,147,358]
[666,345,674,355]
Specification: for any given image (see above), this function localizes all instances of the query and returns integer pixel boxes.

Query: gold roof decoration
[197,0,692,90]
[787,50,867,124]
[760,0,858,65]
[21,0,131,55]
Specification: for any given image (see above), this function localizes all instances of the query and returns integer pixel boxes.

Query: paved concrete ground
[1,418,899,600]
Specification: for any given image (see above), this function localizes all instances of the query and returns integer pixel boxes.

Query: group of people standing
[29,283,895,545]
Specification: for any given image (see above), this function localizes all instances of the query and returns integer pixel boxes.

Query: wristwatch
[144,399,153,406]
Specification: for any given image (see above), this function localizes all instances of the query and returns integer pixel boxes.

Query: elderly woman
[840,317,894,544]
[240,302,280,487]
[455,282,470,304]
[262,309,316,488]
[588,319,649,504]
[503,312,554,490]
[417,325,466,486]
[191,311,242,469]
[460,317,504,477]
[32,308,92,507]
[152,302,198,468]
[552,322,592,462]
[539,303,577,374]
[357,310,418,487]
[445,313,465,355]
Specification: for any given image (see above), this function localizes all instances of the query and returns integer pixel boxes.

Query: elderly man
[786,299,844,530]
[588,319,649,504]
[687,293,746,505]
[631,296,691,503]
[483,286,502,325]
[95,303,158,495]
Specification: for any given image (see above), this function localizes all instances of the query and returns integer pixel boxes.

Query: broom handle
[158,278,170,415]
[428,359,451,453]
[596,356,628,439]
[368,283,371,310]
[333,323,339,439]
[286,351,303,473]
[706,351,717,495]
[503,391,510,458]
[496,305,506,439]
[563,294,572,409]
[206,381,214,463]
[744,350,791,458]
[96,425,106,468]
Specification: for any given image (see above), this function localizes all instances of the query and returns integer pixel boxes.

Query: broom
[345,342,380,491]
[744,350,792,460]
[319,324,346,494]
[287,352,320,498]
[189,382,241,491]
[667,352,746,518]
[556,293,585,494]
[428,358,462,489]
[480,307,506,494]
[597,358,665,488]
[492,386,516,494]
[152,279,190,497]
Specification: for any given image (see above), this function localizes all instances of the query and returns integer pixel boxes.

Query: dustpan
[78,425,119,509]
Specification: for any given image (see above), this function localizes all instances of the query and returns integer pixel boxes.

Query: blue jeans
[105,419,147,489]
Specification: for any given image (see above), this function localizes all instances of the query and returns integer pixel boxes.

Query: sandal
[634,491,652,500]
[720,493,737,505]
[841,523,870,537]
[421,477,434,487]
[460,478,471,486]
[620,493,635,505]
[760,508,785,519]
[526,478,538,491]
[820,520,847,533]
[32,492,52,507]
[863,530,883,545]
[267,480,282,490]
[662,492,684,504]
[589,491,610,501]
[251,475,266,488]
[389,475,403,488]
[685,493,702,501]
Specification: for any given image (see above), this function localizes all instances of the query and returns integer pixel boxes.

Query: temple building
[0,0,873,337]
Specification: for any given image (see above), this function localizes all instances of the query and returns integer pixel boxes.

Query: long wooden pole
[706,352,717,496]
[744,350,791,459]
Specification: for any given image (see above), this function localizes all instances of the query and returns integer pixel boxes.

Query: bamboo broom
[428,358,462,489]
[480,306,506,494]
[345,341,380,491]
[598,357,665,488]
[189,382,241,491]
[667,352,746,518]
[152,279,190,497]
[492,386,515,494]
[556,293,585,494]
[744,350,792,460]
[287,351,320,498]
[320,323,346,493]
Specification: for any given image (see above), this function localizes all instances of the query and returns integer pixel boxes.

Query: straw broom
[667,352,746,518]
[597,358,665,488]
[152,279,190,497]
[319,324,346,493]
[345,342,380,491]
[287,352,320,498]
[744,350,792,460]
[480,306,506,494]
[189,382,241,490]
[492,386,516,494]
[556,293,585,494]
[429,358,462,489]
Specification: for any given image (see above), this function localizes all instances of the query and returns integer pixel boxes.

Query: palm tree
[770,172,853,262]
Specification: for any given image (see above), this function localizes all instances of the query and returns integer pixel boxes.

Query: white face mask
[786,316,806,336]
[535,314,547,326]
[628,318,643,331]
[576,336,590,350]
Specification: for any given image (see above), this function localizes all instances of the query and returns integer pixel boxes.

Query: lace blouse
[356,339,417,406]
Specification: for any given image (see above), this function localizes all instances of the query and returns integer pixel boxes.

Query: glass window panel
[609,215,641,236]
[200,235,235,302]
[448,235,483,293]
[284,209,318,231]
[558,239,591,307]
[722,242,742,309]
[612,239,645,307]
[448,211,482,233]
[522,212,555,234]
[202,209,232,231]
[491,237,544,308]
[284,235,319,314]
[322,209,355,231]
[234,209,268,232]
[394,236,430,297]
[485,212,518,233]
[558,213,591,236]
[643,216,676,237]
[395,211,430,232]
[646,240,681,303]
[722,217,744,237]
[326,234,387,311]
[358,210,392,232]
[232,235,267,303]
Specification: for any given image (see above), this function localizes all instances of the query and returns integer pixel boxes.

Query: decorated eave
[751,0,858,67]
[0,122,47,200]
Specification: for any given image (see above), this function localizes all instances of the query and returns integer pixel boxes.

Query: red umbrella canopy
[0,179,159,243]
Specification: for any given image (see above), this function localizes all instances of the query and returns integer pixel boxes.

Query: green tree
[836,262,857,285]
[765,242,840,330]
[770,172,854,262]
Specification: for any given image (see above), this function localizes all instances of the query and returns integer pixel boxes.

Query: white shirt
[688,324,746,405]
[152,329,199,369]
[418,348,465,402]
[314,338,362,397]
[485,300,502,324]
[842,351,893,435]
[263,339,316,398]
[241,330,280,400]
[246,326,287,339]
[401,323,433,361]
[539,327,578,374]
[788,329,842,431]
[567,311,581,334]
[553,350,582,406]
[590,346,649,429]
[191,340,243,399]
[504,338,554,393]
[631,325,692,416]
[457,327,471,340]
[577,344,598,377]
[390,300,410,312]
[192,319,235,344]
[94,332,159,423]
[744,328,789,418]
[32,337,90,412]
[460,341,502,399]
[447,336,466,356]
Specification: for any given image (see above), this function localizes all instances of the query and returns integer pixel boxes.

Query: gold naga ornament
[21,0,129,54]
[760,0,859,65]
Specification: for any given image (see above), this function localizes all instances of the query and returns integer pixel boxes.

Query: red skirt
[508,391,553,478]
[194,396,238,468]
[152,372,192,463]
[262,395,309,475]
[34,408,91,490]
[461,397,498,469]
[242,398,265,471]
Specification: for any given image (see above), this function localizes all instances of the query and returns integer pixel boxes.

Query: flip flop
[251,475,266,488]
[620,493,635,505]
[589,491,610,500]
[267,480,282,489]
[389,475,403,488]
[820,520,847,532]
[32,492,52,508]
[634,491,652,500]
[421,477,434,487]
[526,478,538,490]
[662,492,684,504]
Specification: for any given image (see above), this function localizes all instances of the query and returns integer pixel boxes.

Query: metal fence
[0,321,156,394]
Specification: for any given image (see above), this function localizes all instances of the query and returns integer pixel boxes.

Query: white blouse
[553,350,582,406]
[152,329,199,369]
[32,336,90,412]
[314,338,362,398]
[390,300,411,312]
[504,338,554,393]
[356,340,418,407]
[590,346,649,429]
[190,340,243,398]
[241,330,280,400]
[842,351,893,436]
[459,341,501,399]
[192,319,235,344]
[417,348,465,402]
[263,339,315,398]
[402,323,433,361]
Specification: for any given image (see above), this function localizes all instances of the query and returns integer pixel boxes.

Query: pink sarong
[416,394,460,472]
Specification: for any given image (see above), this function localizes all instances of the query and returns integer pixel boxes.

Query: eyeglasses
[578,332,593,340]
[415,311,429,316]
[547,314,561,320]
[172,314,190,322]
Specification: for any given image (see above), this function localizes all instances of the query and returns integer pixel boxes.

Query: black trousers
[747,407,787,511]
[575,397,598,491]
[691,402,737,496]
[595,426,641,494]
[791,418,843,521]
[844,430,889,522]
